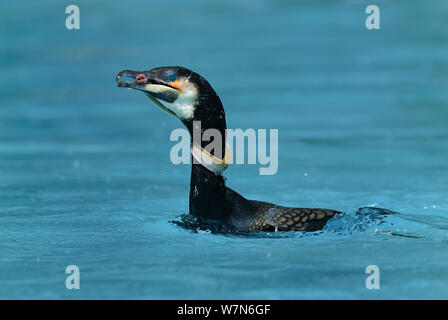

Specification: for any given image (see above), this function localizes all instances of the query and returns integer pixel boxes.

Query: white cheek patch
[160,90,195,120]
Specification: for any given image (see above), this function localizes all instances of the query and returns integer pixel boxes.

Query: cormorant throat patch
[191,143,233,175]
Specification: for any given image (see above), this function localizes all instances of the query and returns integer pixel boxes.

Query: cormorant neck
[189,163,231,223]
[182,91,227,159]
[184,96,230,223]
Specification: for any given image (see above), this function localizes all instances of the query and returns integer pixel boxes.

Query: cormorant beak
[116,69,182,102]
[116,68,196,120]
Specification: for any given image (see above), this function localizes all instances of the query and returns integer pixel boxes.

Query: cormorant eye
[167,72,178,82]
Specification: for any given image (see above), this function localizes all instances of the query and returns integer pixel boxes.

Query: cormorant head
[116,66,226,134]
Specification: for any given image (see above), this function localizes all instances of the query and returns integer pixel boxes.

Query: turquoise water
[1,0,448,299]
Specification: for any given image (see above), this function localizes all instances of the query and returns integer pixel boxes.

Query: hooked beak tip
[116,70,144,88]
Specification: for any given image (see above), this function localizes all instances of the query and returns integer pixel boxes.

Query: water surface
[1,0,448,299]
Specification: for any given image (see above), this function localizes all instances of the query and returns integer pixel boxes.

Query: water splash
[170,207,448,240]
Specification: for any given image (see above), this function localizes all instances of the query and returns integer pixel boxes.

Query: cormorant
[116,66,340,232]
